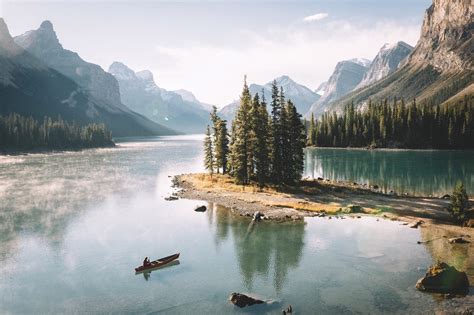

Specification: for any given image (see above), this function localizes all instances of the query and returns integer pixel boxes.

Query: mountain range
[1,0,471,135]
[109,62,211,134]
[218,75,320,122]
[310,0,473,116]
[0,19,176,137]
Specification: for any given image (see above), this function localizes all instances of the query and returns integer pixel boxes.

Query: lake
[304,147,474,197]
[0,136,472,313]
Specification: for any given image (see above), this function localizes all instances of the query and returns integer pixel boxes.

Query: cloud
[150,19,421,106]
[303,13,329,23]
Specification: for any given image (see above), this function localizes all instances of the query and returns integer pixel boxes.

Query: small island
[177,79,473,240]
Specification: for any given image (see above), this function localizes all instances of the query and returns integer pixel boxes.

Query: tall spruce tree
[254,91,271,188]
[204,125,214,174]
[270,80,283,182]
[228,77,252,184]
[216,119,229,174]
[210,105,221,173]
[286,100,306,184]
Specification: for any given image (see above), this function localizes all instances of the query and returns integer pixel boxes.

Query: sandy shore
[175,173,474,237]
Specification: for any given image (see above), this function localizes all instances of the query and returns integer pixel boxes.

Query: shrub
[448,182,470,223]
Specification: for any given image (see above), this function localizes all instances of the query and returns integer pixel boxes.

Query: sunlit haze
[2,0,431,106]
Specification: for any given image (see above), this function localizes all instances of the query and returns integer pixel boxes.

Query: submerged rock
[164,196,178,201]
[253,211,264,222]
[229,293,264,308]
[410,220,424,229]
[194,205,207,212]
[448,237,470,244]
[282,305,293,314]
[416,262,469,295]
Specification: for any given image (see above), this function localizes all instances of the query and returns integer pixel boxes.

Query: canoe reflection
[137,260,181,281]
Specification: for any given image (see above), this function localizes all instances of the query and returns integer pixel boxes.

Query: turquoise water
[0,136,471,313]
[304,147,474,196]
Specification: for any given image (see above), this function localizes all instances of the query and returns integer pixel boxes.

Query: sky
[1,0,432,106]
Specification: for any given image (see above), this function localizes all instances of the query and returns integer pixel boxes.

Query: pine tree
[285,100,306,184]
[270,80,283,182]
[254,91,271,188]
[449,182,469,223]
[228,77,252,184]
[210,105,221,173]
[308,112,316,146]
[216,119,229,174]
[204,125,214,175]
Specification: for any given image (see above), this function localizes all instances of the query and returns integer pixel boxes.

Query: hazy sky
[2,0,431,106]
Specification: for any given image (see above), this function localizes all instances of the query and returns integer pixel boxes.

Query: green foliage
[229,77,253,184]
[448,182,470,223]
[204,125,214,174]
[206,77,305,187]
[0,113,113,151]
[216,119,229,174]
[311,97,473,149]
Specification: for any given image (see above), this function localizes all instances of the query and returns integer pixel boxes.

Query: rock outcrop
[416,262,469,295]
[407,0,473,72]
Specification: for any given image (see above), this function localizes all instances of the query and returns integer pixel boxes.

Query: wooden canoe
[135,253,180,273]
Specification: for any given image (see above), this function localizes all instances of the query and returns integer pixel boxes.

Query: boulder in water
[253,211,264,221]
[410,220,424,229]
[194,205,207,212]
[416,262,469,295]
[229,293,264,308]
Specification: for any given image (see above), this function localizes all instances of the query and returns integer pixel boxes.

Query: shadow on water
[304,148,474,196]
[206,202,305,293]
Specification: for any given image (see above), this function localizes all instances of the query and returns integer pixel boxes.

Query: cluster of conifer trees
[204,78,306,187]
[307,97,473,149]
[0,113,114,151]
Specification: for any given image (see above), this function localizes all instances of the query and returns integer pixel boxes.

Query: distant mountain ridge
[109,62,211,134]
[219,75,320,122]
[307,59,371,117]
[0,19,175,137]
[15,21,122,106]
[356,42,413,89]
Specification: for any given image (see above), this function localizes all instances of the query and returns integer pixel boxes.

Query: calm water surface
[304,148,474,196]
[0,136,472,314]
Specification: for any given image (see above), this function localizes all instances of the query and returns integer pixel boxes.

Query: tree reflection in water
[304,148,473,197]
[207,202,305,293]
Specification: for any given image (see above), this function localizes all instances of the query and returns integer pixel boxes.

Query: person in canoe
[143,257,151,267]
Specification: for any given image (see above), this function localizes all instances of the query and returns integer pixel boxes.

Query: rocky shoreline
[173,173,473,231]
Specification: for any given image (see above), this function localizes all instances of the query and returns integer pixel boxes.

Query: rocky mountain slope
[356,42,413,89]
[307,59,371,117]
[15,21,122,106]
[311,0,473,116]
[109,62,210,134]
[0,19,175,137]
[219,75,320,122]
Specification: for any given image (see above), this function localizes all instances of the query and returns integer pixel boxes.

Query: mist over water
[0,136,471,313]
